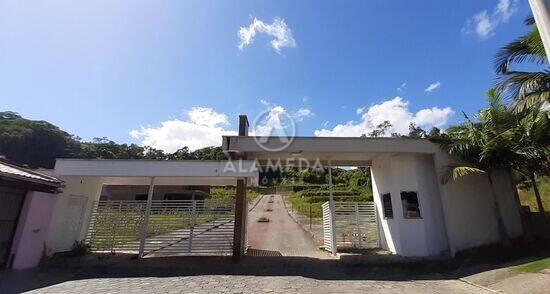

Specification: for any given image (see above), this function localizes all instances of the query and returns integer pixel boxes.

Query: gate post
[232,115,249,262]
[328,164,337,256]
[232,178,247,262]
[355,203,362,249]
[188,192,196,253]
[138,177,155,258]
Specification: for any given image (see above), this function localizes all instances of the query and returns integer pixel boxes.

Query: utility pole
[529,0,550,61]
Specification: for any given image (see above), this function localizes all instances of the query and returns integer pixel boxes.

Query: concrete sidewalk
[460,260,550,294]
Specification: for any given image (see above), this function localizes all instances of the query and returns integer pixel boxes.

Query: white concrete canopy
[223,136,442,166]
[54,159,259,186]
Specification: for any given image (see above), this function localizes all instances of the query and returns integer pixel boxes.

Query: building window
[382,193,393,219]
[400,191,421,219]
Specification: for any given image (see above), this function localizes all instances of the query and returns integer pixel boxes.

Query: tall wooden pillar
[232,178,247,261]
[232,115,249,262]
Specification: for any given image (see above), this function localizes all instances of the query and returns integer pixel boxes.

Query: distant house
[0,161,62,269]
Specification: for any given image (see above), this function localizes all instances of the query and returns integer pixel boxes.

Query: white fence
[322,201,379,254]
[86,199,235,257]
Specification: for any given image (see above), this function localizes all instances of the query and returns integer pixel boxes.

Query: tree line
[0,111,226,169]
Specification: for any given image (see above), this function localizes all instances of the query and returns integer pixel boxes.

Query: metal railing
[322,201,379,253]
[86,199,235,256]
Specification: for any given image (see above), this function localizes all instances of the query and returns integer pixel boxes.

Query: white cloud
[397,82,407,93]
[425,81,441,92]
[252,100,313,136]
[294,107,313,121]
[314,97,454,137]
[496,0,518,22]
[253,105,290,137]
[356,106,366,114]
[130,107,237,153]
[463,0,519,39]
[238,17,296,53]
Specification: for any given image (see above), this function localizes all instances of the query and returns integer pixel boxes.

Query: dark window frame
[381,193,393,219]
[400,191,422,219]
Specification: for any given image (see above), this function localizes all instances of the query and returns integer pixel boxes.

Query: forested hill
[0,111,226,169]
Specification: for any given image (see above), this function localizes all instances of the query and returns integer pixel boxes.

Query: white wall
[372,151,524,257]
[10,191,56,269]
[46,176,103,254]
[371,154,449,257]
[434,161,524,253]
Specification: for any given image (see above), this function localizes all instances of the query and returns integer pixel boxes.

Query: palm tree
[434,90,550,230]
[495,17,549,111]
[510,106,550,212]
[435,90,519,241]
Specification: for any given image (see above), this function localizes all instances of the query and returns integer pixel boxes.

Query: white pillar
[529,0,550,61]
[188,191,196,253]
[138,177,155,258]
[328,163,337,256]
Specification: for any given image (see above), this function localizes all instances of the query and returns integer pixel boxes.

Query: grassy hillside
[518,177,550,212]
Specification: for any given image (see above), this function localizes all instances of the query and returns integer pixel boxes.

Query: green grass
[514,258,550,273]
[209,187,259,202]
[518,177,550,212]
[287,188,373,219]
[288,195,324,218]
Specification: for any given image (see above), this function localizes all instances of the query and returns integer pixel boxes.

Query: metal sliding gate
[322,201,379,253]
[86,200,235,257]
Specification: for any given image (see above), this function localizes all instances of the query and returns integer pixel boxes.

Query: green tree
[0,111,80,168]
[364,121,392,137]
[509,106,550,212]
[435,90,521,241]
[495,17,549,111]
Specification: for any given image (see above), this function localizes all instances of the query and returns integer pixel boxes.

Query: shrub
[71,240,90,256]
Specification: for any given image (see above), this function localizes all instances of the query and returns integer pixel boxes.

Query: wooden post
[138,177,155,258]
[232,115,249,262]
[232,178,247,262]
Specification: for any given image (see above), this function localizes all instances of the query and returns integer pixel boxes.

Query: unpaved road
[247,194,329,258]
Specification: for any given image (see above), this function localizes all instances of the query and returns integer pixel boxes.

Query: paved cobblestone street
[22,274,489,293]
[0,253,492,294]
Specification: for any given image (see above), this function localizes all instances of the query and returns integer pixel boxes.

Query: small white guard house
[223,116,524,257]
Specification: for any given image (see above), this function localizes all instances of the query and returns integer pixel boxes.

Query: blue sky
[0,0,533,151]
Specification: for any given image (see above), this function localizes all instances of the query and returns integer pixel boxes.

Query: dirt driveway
[246,194,330,258]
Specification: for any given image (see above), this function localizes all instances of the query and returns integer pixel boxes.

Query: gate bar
[327,163,337,256]
[138,177,155,258]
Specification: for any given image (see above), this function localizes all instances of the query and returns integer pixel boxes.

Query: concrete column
[529,0,550,61]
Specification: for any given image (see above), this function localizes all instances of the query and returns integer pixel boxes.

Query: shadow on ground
[1,238,549,293]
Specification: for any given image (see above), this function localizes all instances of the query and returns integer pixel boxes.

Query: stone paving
[0,253,493,294]
[22,274,489,294]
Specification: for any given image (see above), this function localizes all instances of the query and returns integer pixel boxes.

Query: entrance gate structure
[223,115,463,259]
[50,115,524,261]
